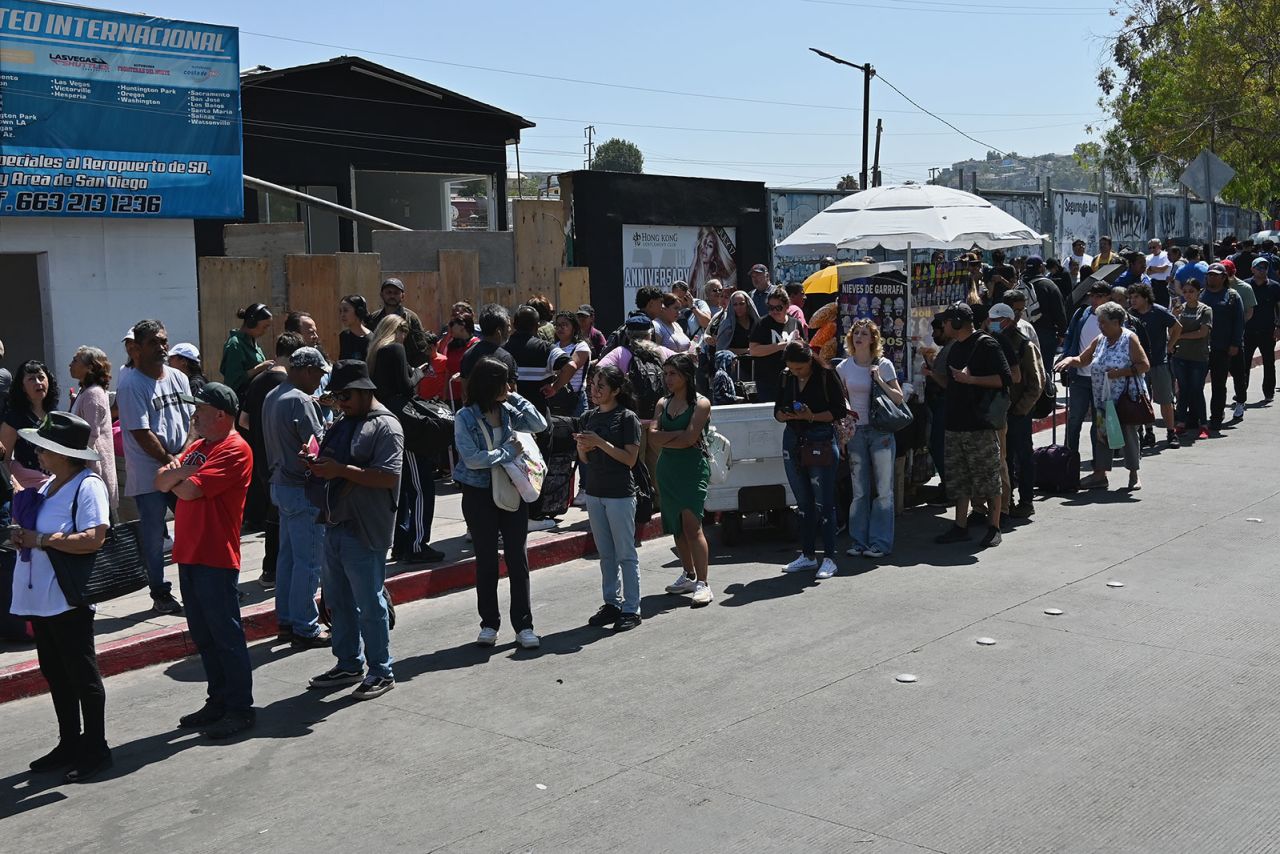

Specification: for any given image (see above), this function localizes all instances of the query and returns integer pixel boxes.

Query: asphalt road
[3,402,1279,853]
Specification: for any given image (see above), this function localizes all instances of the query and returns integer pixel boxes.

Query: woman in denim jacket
[453,356,549,649]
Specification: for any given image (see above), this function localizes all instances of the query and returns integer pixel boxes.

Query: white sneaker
[815,558,838,579]
[1234,402,1246,420]
[862,549,887,559]
[845,546,864,557]
[476,627,498,646]
[690,581,713,607]
[528,518,557,533]
[517,628,541,649]
[666,573,698,594]
[783,554,818,573]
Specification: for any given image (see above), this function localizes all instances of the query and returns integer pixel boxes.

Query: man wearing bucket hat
[155,382,255,738]
[11,412,114,782]
[303,360,403,701]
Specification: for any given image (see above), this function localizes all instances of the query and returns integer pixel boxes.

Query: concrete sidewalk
[2,393,1279,851]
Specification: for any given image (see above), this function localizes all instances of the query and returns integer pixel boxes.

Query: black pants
[247,473,278,576]
[395,449,436,555]
[1006,412,1035,505]
[1243,330,1277,400]
[461,483,532,632]
[1230,347,1249,404]
[1209,349,1232,424]
[32,607,106,749]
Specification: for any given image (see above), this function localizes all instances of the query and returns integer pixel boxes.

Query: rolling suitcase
[1034,379,1079,493]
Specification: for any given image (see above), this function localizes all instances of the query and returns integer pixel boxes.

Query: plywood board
[286,254,341,357]
[197,257,273,382]
[481,285,515,309]
[382,271,441,333]
[513,199,565,305]
[439,249,481,319]
[556,267,590,315]
[335,252,382,304]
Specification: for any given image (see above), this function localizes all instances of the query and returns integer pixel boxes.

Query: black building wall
[561,171,772,327]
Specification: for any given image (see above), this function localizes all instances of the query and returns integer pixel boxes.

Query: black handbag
[796,436,835,467]
[869,374,914,433]
[47,475,148,606]
[391,395,454,456]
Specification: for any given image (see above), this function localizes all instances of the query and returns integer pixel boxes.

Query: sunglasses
[768,304,787,312]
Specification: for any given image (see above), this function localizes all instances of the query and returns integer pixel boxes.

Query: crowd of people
[2,232,1277,784]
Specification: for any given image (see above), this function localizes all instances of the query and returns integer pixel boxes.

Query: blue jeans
[322,526,392,679]
[1171,356,1209,428]
[847,425,895,553]
[395,449,436,556]
[178,564,253,712]
[135,490,177,596]
[270,483,324,638]
[782,427,839,559]
[584,494,639,614]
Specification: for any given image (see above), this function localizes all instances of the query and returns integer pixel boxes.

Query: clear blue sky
[74,0,1116,187]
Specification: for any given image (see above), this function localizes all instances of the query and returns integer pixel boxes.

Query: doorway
[0,253,47,371]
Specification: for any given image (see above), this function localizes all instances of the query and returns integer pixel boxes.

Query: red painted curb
[0,518,668,704]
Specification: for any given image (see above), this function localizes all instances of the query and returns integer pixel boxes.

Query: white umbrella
[775,183,1045,256]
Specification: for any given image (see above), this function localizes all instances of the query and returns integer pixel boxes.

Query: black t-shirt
[506,332,558,415]
[944,332,1011,432]
[339,329,369,362]
[459,339,518,385]
[749,315,799,400]
[775,368,848,432]
[579,406,642,499]
[2,406,42,472]
[242,369,287,479]
[729,321,751,350]
[370,342,415,402]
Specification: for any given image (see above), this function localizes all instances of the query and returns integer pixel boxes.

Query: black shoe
[308,667,364,689]
[257,572,276,591]
[588,603,622,627]
[237,589,249,605]
[1007,501,1035,519]
[64,746,112,783]
[934,525,970,544]
[966,511,988,527]
[178,702,226,729]
[151,591,183,616]
[1167,430,1181,448]
[614,612,643,632]
[204,710,255,739]
[979,526,1003,549]
[290,630,332,649]
[29,738,79,772]
[351,676,395,700]
[1141,430,1156,449]
[401,546,445,564]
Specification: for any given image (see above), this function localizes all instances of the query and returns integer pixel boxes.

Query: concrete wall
[0,218,199,386]
[372,229,515,284]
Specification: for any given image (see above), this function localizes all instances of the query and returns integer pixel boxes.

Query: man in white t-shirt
[1069,239,1093,274]
[1146,238,1173,305]
[117,319,193,615]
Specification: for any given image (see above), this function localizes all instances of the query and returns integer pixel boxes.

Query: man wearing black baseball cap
[748,263,772,316]
[575,304,607,359]
[1016,255,1067,367]
[156,382,256,738]
[934,303,1012,549]
[368,277,431,367]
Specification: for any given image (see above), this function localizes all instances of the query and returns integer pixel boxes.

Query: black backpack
[628,351,666,419]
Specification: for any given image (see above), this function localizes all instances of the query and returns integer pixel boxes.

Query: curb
[0,518,665,704]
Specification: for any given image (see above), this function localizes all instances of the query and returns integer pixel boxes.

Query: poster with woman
[622,224,737,309]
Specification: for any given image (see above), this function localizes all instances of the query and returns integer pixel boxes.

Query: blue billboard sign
[0,0,241,218]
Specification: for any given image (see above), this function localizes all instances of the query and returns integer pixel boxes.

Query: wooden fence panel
[382,271,441,334]
[197,257,273,381]
[513,199,564,306]
[556,268,591,315]
[286,254,341,357]
[439,250,481,320]
[336,252,383,306]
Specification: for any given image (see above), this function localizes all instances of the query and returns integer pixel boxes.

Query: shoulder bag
[1115,376,1155,425]
[477,411,522,511]
[868,362,914,433]
[390,394,454,456]
[47,475,148,606]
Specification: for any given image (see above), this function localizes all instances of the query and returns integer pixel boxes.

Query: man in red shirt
[155,382,255,738]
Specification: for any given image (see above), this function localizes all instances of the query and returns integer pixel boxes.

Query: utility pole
[1206,117,1217,261]
[809,48,875,191]
[583,125,596,170]
[872,119,883,187]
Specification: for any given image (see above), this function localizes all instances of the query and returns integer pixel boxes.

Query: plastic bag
[502,431,547,503]
[705,425,732,485]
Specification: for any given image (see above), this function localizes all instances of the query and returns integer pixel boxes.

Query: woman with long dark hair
[220,302,273,396]
[441,316,478,406]
[68,347,117,511]
[776,341,847,577]
[546,311,591,416]
[649,353,713,606]
[577,366,643,631]
[0,360,60,490]
[338,294,372,361]
[454,356,548,647]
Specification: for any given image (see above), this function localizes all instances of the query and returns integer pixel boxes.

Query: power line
[874,71,1009,155]
[800,0,1106,15]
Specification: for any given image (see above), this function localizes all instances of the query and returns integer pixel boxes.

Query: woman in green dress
[649,353,713,607]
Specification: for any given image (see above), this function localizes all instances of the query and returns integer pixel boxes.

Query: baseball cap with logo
[988,303,1016,321]
[750,264,769,274]
[576,304,595,316]
[1207,262,1228,275]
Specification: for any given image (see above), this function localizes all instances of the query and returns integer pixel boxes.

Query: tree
[591,138,644,173]
[836,174,860,191]
[1097,0,1280,214]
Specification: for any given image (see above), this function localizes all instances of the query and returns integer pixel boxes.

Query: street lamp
[810,48,875,192]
